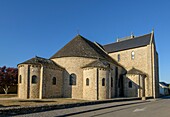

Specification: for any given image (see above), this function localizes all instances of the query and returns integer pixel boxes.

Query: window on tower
[131,51,135,60]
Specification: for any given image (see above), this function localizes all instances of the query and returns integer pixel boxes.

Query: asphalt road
[16,96,170,117]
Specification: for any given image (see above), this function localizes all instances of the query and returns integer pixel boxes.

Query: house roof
[127,67,147,76]
[103,33,152,53]
[159,82,169,88]
[18,56,64,69]
[50,35,123,67]
[83,59,110,69]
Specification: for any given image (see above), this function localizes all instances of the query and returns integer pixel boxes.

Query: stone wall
[110,67,116,98]
[42,68,63,98]
[18,65,29,99]
[52,57,96,99]
[155,52,159,97]
[108,43,159,98]
[98,68,110,99]
[18,64,63,99]
[29,65,41,98]
[83,67,116,100]
[125,74,139,97]
[109,46,151,97]
[83,68,97,100]
[18,64,41,99]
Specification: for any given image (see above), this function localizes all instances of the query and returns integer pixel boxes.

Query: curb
[0,97,151,116]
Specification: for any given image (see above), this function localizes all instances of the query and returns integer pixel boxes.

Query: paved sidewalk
[16,99,152,117]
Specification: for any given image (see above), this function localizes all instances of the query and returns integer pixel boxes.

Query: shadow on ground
[159,96,170,99]
[0,104,20,108]
[19,100,56,103]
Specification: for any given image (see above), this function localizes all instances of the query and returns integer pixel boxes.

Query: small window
[32,75,38,84]
[129,81,132,88]
[70,73,76,85]
[131,51,135,60]
[115,67,118,78]
[118,54,120,62]
[111,77,113,87]
[118,79,120,88]
[19,75,22,83]
[102,78,105,86]
[86,78,89,86]
[52,77,56,85]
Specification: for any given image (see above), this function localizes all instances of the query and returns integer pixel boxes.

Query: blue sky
[0,0,169,83]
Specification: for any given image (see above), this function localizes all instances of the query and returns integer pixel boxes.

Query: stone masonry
[18,31,159,100]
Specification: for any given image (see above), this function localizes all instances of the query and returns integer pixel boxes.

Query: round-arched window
[52,77,56,85]
[131,51,135,60]
[111,77,113,87]
[118,54,120,62]
[70,73,76,85]
[32,75,38,84]
[102,78,105,86]
[86,78,89,86]
[129,81,132,88]
[19,75,22,83]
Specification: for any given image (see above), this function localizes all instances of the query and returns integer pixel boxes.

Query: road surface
[16,97,170,117]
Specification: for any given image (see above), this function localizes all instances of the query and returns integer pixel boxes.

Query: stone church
[18,31,159,100]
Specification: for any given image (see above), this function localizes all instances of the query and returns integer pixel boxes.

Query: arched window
[32,75,38,84]
[111,77,113,87]
[115,67,118,78]
[131,51,135,60]
[19,75,22,83]
[52,77,56,85]
[118,54,120,62]
[70,73,76,85]
[102,78,105,86]
[118,79,120,88]
[129,81,132,88]
[86,78,89,86]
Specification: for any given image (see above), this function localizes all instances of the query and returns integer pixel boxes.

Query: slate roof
[103,33,152,53]
[50,35,122,67]
[83,59,110,69]
[127,67,147,76]
[19,56,64,69]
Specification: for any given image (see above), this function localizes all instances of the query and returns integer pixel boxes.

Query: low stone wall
[0,97,151,116]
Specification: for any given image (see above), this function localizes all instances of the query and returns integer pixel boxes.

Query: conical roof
[18,56,64,69]
[50,35,121,67]
[50,35,103,59]
[83,59,110,69]
[127,67,147,76]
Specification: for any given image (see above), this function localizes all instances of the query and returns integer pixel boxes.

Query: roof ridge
[50,35,125,68]
[35,56,50,60]
[128,67,147,76]
[82,59,110,68]
[50,35,103,59]
[104,33,152,46]
[103,33,152,53]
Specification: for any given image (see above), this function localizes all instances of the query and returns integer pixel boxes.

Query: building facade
[18,31,159,100]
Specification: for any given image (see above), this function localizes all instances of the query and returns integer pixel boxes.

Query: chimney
[131,32,134,38]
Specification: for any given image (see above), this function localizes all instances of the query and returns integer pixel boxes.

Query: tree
[0,66,18,94]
